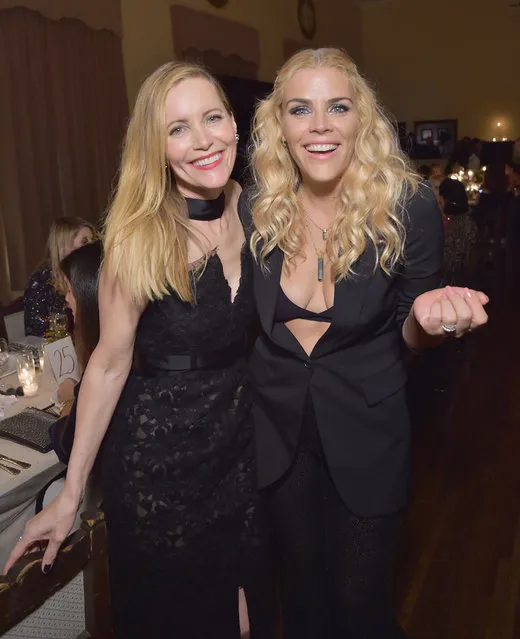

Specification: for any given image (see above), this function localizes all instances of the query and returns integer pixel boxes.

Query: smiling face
[165,77,237,199]
[280,67,359,192]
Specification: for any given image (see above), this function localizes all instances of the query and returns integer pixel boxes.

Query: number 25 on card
[45,336,80,384]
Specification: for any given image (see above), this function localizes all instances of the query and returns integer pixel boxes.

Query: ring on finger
[442,323,457,333]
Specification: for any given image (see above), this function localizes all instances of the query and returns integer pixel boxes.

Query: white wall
[361,0,520,140]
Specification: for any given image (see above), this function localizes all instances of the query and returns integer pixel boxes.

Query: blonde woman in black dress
[6,62,276,639]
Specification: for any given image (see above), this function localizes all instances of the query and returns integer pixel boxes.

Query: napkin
[0,394,17,420]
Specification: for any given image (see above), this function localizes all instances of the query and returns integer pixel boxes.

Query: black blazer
[243,182,444,517]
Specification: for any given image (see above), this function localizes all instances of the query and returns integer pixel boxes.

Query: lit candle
[22,379,39,397]
[18,368,32,384]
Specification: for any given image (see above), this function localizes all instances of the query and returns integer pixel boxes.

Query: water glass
[0,338,7,368]
[17,350,38,397]
[37,343,46,372]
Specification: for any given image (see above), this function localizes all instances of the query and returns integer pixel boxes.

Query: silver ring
[442,323,457,333]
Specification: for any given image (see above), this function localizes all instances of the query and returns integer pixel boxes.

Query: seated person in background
[24,217,96,339]
[439,178,477,286]
[429,162,444,203]
[49,240,102,463]
[467,139,482,171]
[417,164,432,180]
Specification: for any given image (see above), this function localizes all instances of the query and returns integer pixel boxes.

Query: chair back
[1,297,24,341]
[4,311,24,342]
[0,510,113,639]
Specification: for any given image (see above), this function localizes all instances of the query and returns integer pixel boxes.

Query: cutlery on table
[0,453,31,469]
[0,462,21,476]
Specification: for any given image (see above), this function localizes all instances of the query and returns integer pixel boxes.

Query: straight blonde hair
[103,61,233,305]
[45,217,96,294]
[250,48,419,279]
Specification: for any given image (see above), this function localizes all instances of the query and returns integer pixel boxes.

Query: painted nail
[465,288,472,298]
[446,286,454,295]
[43,564,51,574]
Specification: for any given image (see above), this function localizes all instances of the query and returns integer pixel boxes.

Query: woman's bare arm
[3,265,145,574]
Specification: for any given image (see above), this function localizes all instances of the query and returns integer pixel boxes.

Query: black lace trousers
[266,397,406,639]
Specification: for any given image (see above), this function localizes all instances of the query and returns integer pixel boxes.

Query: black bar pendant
[317,253,324,281]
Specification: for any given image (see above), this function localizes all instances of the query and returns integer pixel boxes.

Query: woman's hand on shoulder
[412,285,489,339]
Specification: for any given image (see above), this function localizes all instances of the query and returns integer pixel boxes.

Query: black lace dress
[100,247,276,638]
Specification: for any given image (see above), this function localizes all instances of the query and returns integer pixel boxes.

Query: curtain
[0,7,128,300]
[0,0,122,36]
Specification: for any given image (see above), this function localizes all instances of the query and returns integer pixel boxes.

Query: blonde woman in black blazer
[245,48,489,639]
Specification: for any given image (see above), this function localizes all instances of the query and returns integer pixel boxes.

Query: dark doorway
[217,75,273,184]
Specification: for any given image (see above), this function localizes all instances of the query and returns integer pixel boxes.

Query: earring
[282,138,287,147]
[235,132,240,142]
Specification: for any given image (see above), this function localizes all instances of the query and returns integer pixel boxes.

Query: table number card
[45,337,80,384]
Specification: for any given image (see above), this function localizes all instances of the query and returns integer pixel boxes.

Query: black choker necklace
[185,192,225,221]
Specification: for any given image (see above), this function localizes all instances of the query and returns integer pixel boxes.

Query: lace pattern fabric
[100,247,275,637]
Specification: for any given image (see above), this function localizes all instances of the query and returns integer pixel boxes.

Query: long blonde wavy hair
[43,217,96,295]
[103,61,233,304]
[250,48,419,278]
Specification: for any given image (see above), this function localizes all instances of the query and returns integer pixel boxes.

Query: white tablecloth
[0,366,64,568]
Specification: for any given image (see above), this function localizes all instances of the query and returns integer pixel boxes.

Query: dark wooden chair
[0,510,113,638]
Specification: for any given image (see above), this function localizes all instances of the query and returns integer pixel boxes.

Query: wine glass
[0,338,8,368]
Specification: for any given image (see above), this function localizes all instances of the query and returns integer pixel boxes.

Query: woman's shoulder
[401,180,442,229]
[405,179,438,210]
[397,180,444,260]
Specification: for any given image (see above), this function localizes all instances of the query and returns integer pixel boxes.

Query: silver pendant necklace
[305,222,325,282]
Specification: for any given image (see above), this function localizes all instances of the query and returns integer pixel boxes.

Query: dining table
[0,357,64,569]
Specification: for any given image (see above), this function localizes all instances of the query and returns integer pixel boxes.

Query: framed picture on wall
[421,128,433,142]
[414,119,457,158]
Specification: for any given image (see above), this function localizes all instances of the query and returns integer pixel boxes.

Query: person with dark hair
[61,241,102,374]
[49,241,103,463]
[417,164,432,180]
[505,161,520,193]
[467,138,482,171]
[439,178,477,285]
[504,163,520,285]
